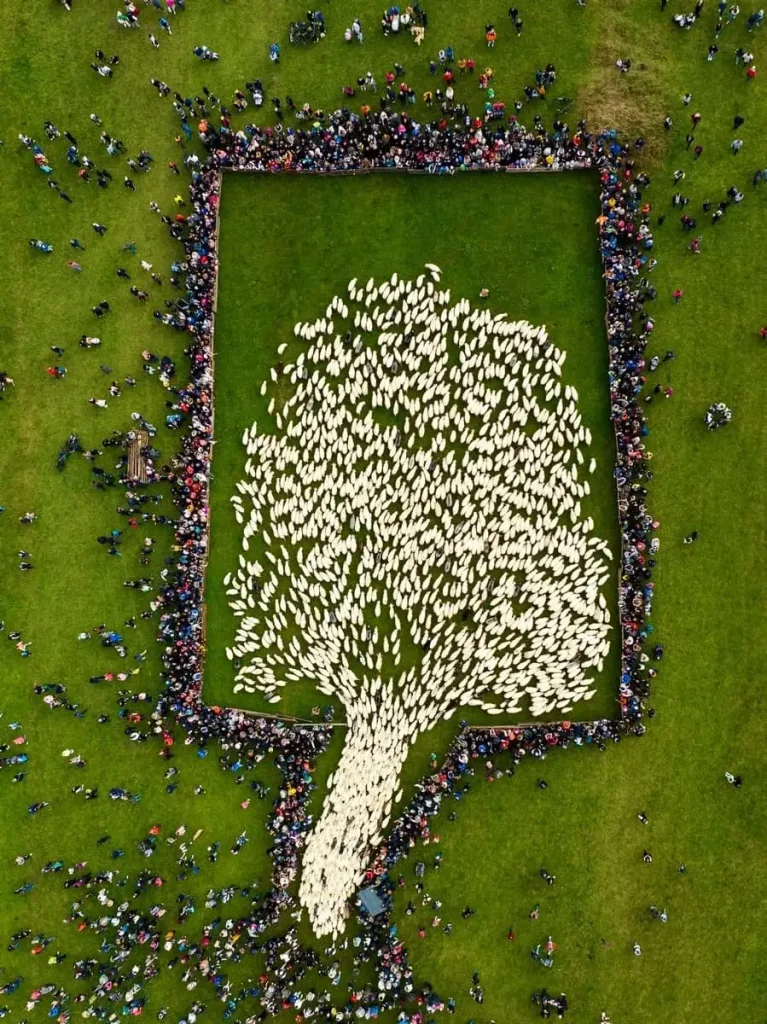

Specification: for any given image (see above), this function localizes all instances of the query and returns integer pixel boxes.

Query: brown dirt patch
[577,3,671,167]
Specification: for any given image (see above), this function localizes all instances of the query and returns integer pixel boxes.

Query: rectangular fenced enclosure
[203,171,621,723]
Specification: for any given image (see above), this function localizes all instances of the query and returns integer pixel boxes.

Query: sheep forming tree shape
[226,265,613,936]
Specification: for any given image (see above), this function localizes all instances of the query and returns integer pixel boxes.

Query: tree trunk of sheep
[299,695,412,938]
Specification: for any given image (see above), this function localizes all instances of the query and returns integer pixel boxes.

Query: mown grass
[0,0,765,1021]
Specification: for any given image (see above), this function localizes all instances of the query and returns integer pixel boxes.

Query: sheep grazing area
[0,1,765,1022]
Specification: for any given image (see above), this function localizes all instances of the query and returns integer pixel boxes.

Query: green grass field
[0,0,766,1021]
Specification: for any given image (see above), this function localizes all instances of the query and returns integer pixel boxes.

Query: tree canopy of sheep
[225,265,613,936]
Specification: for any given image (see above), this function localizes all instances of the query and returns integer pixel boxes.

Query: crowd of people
[704,401,733,429]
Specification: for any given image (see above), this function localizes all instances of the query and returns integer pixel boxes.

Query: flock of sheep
[222,265,613,936]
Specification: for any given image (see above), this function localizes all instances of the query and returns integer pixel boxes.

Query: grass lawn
[0,0,765,1021]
